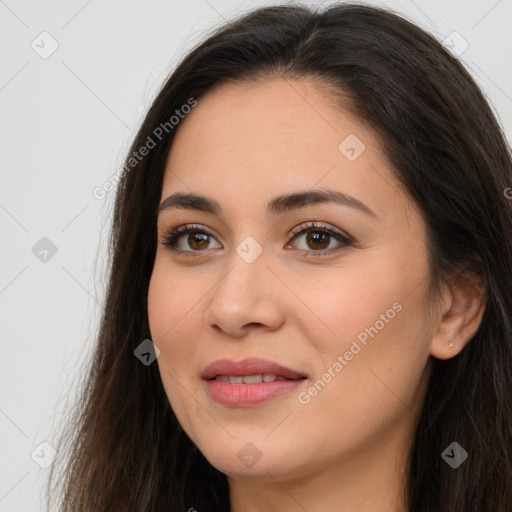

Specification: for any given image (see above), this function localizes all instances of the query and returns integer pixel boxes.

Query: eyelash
[159,221,353,258]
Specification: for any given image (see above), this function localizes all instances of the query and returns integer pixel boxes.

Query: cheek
[303,239,428,347]
[290,261,431,427]
[147,266,204,427]
[289,262,409,357]
[147,265,201,384]
[147,259,198,342]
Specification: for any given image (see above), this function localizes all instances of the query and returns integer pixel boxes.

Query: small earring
[449,341,453,349]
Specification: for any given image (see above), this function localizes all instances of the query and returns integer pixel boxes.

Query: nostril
[244,322,263,328]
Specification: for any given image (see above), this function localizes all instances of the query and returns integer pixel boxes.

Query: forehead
[162,78,405,220]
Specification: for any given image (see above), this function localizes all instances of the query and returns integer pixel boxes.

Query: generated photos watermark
[297,301,403,405]
[92,97,197,200]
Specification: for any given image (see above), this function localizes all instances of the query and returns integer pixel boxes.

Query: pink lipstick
[202,357,307,407]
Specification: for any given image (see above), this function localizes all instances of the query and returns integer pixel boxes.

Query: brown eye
[287,221,353,257]
[186,233,210,250]
[161,225,221,255]
[161,221,352,258]
[304,231,331,250]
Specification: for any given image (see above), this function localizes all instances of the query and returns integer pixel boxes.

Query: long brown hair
[47,3,512,510]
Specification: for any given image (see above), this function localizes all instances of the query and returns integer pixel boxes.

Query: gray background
[1,0,511,510]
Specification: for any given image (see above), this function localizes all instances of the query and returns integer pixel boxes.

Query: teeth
[242,374,262,384]
[213,374,283,383]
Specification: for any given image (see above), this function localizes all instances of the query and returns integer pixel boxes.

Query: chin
[195,436,308,481]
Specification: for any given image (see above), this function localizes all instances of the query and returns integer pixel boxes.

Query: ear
[429,272,486,360]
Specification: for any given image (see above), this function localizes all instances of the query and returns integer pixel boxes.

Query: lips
[201,357,307,381]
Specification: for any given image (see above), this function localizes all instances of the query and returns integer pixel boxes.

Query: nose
[203,247,286,338]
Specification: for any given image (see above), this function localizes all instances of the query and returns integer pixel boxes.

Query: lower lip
[204,378,306,407]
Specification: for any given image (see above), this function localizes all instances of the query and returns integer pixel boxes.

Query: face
[147,78,436,481]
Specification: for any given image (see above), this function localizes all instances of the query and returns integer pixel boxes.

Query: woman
[47,3,512,511]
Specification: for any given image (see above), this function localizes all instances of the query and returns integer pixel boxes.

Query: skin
[147,77,486,512]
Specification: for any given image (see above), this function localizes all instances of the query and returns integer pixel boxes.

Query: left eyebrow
[266,189,377,217]
[157,188,377,218]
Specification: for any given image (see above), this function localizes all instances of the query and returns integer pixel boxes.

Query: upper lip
[201,358,307,380]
